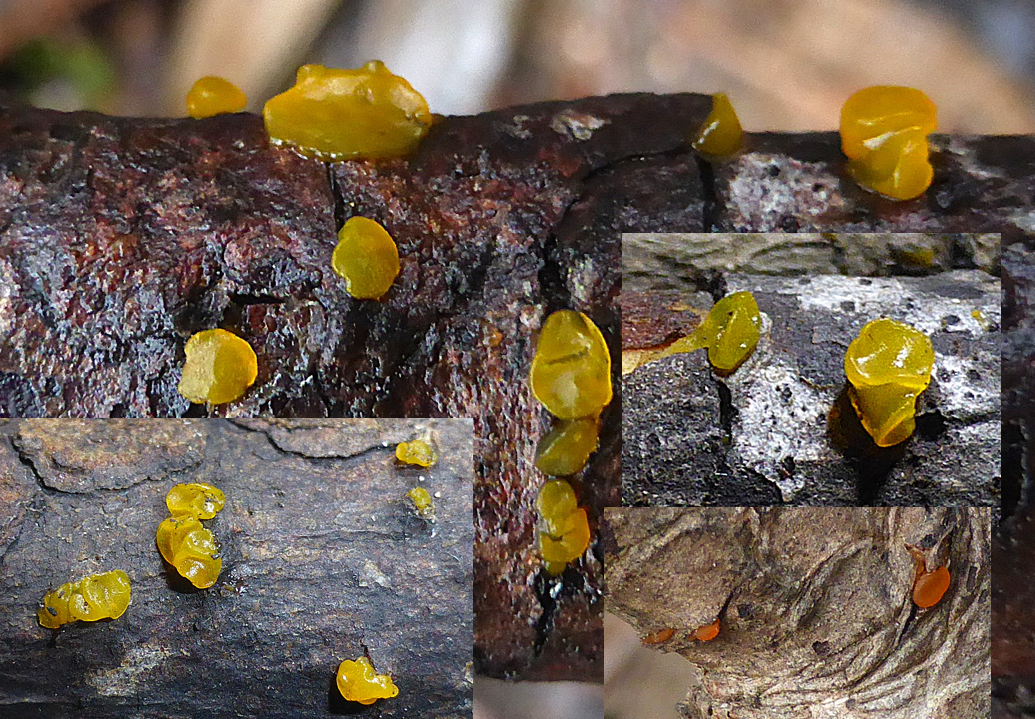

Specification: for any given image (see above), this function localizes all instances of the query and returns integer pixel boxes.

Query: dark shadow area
[828,385,908,505]
[327,673,373,716]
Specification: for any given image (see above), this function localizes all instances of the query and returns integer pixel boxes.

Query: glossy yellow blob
[37,570,131,629]
[156,516,222,589]
[840,86,937,200]
[406,486,434,518]
[263,61,432,161]
[178,329,258,405]
[535,480,591,576]
[534,418,600,476]
[332,217,401,300]
[844,318,934,447]
[166,482,225,520]
[395,439,437,467]
[186,76,247,119]
[335,657,399,705]
[691,93,743,156]
[529,310,613,420]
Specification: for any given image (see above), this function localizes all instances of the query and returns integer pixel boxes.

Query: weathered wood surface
[605,507,991,719]
[622,268,1000,507]
[0,96,1033,683]
[0,418,473,718]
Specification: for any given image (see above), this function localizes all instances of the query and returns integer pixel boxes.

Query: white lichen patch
[792,273,999,338]
[725,153,846,230]
[549,109,608,141]
[0,258,16,337]
[87,645,171,697]
[933,353,999,420]
[358,559,391,589]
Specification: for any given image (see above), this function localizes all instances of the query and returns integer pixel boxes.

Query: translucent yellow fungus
[395,438,437,467]
[840,86,937,200]
[529,310,613,420]
[37,570,131,629]
[406,487,434,518]
[335,657,399,705]
[691,93,743,156]
[156,482,226,589]
[534,418,600,476]
[844,318,934,447]
[535,479,591,575]
[332,217,401,300]
[186,76,247,119]
[178,329,258,405]
[263,61,433,161]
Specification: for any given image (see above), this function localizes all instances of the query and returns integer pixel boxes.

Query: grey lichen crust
[604,507,991,719]
[623,271,1000,506]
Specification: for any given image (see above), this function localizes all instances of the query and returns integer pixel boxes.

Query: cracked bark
[0,418,473,719]
[0,95,1031,682]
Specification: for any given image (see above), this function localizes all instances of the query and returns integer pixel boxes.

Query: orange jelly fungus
[913,565,951,608]
[694,618,720,642]
[642,627,675,645]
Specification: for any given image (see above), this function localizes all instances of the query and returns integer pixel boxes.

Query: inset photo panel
[603,507,991,719]
[622,233,1000,506]
[0,419,473,719]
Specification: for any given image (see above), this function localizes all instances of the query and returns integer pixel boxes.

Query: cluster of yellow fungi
[37,569,131,629]
[336,657,399,705]
[535,479,591,576]
[844,318,934,447]
[156,482,226,589]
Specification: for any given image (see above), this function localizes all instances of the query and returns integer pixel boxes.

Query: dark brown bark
[0,418,473,718]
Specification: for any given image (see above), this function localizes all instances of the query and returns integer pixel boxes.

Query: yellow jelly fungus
[691,93,744,156]
[332,216,401,300]
[840,86,937,200]
[396,439,437,467]
[156,515,223,589]
[263,61,433,161]
[37,570,131,629]
[529,310,613,420]
[534,418,600,477]
[166,482,225,520]
[406,486,434,518]
[186,75,247,119]
[178,329,258,405]
[844,318,934,447]
[335,657,399,705]
[535,479,591,576]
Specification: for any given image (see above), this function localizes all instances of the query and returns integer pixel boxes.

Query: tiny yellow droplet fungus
[406,486,434,519]
[37,569,131,629]
[691,93,743,157]
[535,479,591,575]
[186,75,247,119]
[529,310,613,420]
[263,61,433,161]
[178,329,258,405]
[332,217,401,300]
[156,483,226,589]
[844,318,934,447]
[396,439,438,467]
[336,657,399,705]
[534,418,600,476]
[840,86,937,200]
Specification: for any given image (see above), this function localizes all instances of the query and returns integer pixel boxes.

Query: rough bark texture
[0,96,1031,684]
[623,269,1000,506]
[605,507,991,719]
[0,418,473,719]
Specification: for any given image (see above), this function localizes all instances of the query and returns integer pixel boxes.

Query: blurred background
[0,0,1033,132]
[0,1,1027,718]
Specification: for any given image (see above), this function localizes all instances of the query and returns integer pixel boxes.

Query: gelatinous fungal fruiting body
[691,92,743,156]
[186,76,247,119]
[263,61,432,161]
[156,482,226,589]
[335,657,399,705]
[908,545,951,608]
[844,318,934,447]
[177,329,258,405]
[37,569,131,629]
[840,86,938,200]
[332,217,401,300]
[395,439,437,467]
[406,486,434,519]
[535,479,591,575]
[534,418,600,477]
[693,618,720,642]
[641,627,675,645]
[656,290,761,374]
[529,310,613,420]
